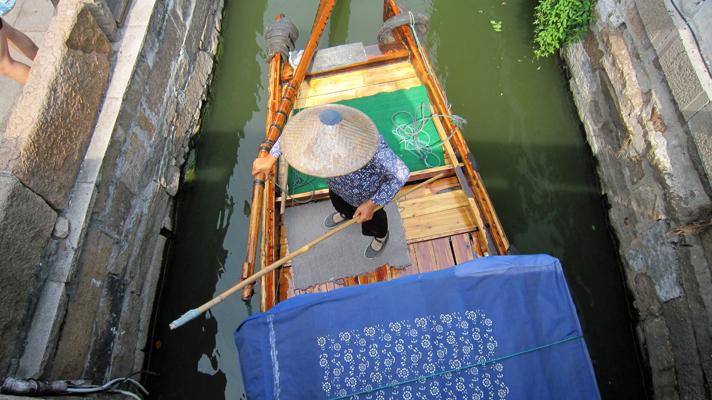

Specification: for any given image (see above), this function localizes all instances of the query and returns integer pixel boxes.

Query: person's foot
[324,212,347,229]
[364,232,389,259]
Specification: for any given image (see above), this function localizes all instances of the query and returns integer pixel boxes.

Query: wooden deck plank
[397,176,460,202]
[295,77,421,109]
[402,205,475,243]
[413,241,437,273]
[398,190,468,219]
[431,237,456,269]
[297,61,416,98]
[407,243,420,273]
[451,233,477,264]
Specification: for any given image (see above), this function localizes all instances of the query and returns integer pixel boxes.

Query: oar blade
[169,308,201,330]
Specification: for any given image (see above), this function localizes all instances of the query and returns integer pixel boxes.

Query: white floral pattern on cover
[317,310,509,399]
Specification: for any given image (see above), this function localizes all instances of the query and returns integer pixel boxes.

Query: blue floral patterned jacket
[270,135,410,207]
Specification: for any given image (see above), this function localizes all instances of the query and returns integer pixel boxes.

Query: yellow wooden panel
[295,77,421,109]
[298,61,416,99]
[402,205,475,243]
[397,190,469,219]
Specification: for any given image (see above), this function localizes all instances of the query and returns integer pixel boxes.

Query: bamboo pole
[255,24,283,304]
[241,0,336,301]
[170,173,445,330]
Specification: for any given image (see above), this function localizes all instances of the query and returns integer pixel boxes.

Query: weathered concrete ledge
[0,0,223,385]
[563,0,712,398]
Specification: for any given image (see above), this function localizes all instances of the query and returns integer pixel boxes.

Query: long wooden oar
[170,173,445,330]
[241,0,337,301]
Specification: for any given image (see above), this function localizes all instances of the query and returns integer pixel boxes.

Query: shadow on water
[146,0,648,398]
[144,0,267,398]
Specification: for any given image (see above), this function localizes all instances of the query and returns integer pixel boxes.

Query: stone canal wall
[0,0,223,384]
[563,0,712,398]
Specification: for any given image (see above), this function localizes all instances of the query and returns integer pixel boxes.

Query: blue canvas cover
[235,255,600,399]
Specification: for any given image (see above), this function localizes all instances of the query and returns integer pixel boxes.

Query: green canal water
[146,1,648,398]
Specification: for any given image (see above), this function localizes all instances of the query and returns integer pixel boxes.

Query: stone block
[48,225,113,379]
[172,51,212,150]
[171,0,193,24]
[676,243,712,387]
[84,272,126,382]
[113,235,166,376]
[200,0,223,55]
[688,103,712,182]
[107,229,133,277]
[625,2,653,53]
[662,298,706,399]
[0,2,111,209]
[634,0,676,50]
[135,109,157,141]
[690,1,712,68]
[52,216,70,239]
[658,35,709,121]
[602,27,647,112]
[641,316,679,399]
[0,174,56,376]
[83,0,118,41]
[118,133,149,194]
[624,221,682,301]
[16,280,68,378]
[143,13,183,114]
[104,180,135,235]
[633,272,663,319]
[126,187,168,281]
[104,0,130,26]
[183,0,209,61]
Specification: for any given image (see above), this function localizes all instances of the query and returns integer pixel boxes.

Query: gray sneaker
[324,212,347,229]
[364,232,389,259]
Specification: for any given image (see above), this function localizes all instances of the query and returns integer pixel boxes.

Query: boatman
[252,104,410,259]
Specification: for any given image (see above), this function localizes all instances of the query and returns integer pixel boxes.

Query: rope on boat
[330,334,584,399]
[391,102,467,168]
[265,17,299,61]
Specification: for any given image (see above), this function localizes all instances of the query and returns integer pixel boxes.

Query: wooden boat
[243,0,511,313]
[230,4,599,398]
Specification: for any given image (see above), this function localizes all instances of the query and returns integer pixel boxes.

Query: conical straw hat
[281,104,379,178]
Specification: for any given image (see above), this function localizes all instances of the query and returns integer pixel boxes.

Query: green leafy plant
[490,20,503,32]
[533,0,594,58]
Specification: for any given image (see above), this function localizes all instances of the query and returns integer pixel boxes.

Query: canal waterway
[146,0,648,398]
